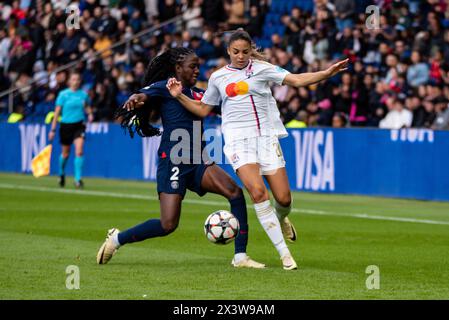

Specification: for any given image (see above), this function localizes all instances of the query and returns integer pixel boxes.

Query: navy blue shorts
[157,154,213,198]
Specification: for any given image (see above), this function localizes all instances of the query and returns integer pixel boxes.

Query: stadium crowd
[0,0,449,129]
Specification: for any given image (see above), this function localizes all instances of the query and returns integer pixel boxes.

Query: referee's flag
[31,145,52,178]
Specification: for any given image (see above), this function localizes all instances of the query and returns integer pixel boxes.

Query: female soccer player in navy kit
[97,48,265,269]
[167,30,348,270]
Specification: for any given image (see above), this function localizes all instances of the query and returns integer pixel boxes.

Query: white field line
[1,183,449,226]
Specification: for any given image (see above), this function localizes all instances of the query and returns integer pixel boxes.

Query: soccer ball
[204,210,240,244]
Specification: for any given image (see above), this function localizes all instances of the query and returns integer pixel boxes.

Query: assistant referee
[48,71,93,188]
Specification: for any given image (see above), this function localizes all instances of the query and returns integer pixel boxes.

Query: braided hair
[115,47,195,138]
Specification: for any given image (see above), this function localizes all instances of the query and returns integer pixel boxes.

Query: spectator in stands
[56,28,81,64]
[201,0,225,30]
[144,0,159,24]
[407,95,431,128]
[313,30,329,61]
[286,110,308,129]
[379,96,413,129]
[283,95,302,124]
[432,96,449,130]
[32,60,48,86]
[225,0,247,30]
[8,34,35,80]
[211,35,227,59]
[429,49,444,85]
[0,28,11,72]
[407,51,430,88]
[332,112,348,128]
[158,0,179,22]
[182,0,203,38]
[94,31,113,59]
[91,79,118,122]
[333,0,355,32]
[246,6,264,38]
[394,40,410,61]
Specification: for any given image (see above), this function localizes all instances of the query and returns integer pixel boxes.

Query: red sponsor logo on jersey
[225,81,249,97]
[192,91,204,101]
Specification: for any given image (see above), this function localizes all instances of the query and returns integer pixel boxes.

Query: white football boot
[97,228,120,264]
[231,256,266,269]
[281,253,298,270]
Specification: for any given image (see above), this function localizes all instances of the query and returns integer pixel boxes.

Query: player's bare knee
[227,185,244,200]
[248,185,268,203]
[276,193,292,207]
[161,220,178,234]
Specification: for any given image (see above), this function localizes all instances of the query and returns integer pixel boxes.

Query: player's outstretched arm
[282,58,349,88]
[166,78,213,118]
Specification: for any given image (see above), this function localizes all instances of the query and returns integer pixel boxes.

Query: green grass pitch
[1,172,448,300]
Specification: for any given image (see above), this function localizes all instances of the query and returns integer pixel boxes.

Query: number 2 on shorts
[170,167,179,181]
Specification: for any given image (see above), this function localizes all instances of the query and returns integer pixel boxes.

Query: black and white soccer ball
[204,210,240,244]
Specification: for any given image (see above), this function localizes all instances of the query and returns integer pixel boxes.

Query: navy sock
[230,195,248,254]
[118,219,167,245]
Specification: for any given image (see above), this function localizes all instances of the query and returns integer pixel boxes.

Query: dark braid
[115,47,195,138]
[143,47,194,86]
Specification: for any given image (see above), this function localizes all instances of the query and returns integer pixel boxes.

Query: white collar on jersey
[226,59,254,78]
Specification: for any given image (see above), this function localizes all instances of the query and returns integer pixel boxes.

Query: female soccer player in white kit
[167,30,348,270]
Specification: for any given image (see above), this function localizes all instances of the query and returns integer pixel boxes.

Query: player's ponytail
[115,105,161,138]
[228,29,267,61]
[143,47,195,86]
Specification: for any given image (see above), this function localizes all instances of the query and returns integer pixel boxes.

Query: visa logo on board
[19,124,47,172]
[291,130,335,191]
[390,129,434,143]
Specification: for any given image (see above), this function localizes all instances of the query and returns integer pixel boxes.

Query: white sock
[254,200,290,258]
[112,232,121,247]
[274,199,292,221]
[233,252,248,263]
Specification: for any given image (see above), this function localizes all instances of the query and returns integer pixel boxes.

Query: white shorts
[223,135,286,175]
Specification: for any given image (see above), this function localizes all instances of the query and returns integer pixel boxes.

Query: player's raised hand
[324,58,349,78]
[124,93,146,111]
[166,77,183,98]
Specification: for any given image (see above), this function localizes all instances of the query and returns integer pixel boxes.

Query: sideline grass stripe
[1,183,449,226]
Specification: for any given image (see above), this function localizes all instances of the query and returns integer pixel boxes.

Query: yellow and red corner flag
[31,145,53,178]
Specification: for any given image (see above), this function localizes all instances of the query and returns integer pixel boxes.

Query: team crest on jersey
[171,181,179,189]
[246,61,254,78]
[231,153,240,164]
[192,90,203,101]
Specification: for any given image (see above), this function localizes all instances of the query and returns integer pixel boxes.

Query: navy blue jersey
[139,80,207,164]
[139,80,214,197]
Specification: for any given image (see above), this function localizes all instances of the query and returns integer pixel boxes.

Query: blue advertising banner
[0,123,448,202]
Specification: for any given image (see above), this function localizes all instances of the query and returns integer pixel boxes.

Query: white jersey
[201,59,290,143]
